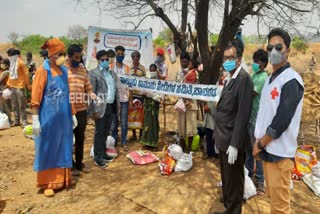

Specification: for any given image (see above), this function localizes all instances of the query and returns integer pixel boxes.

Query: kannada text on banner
[118,74,222,102]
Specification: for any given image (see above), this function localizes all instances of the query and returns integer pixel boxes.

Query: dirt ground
[1,105,320,214]
[1,43,320,213]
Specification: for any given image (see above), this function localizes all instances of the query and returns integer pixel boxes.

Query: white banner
[86,26,153,70]
[119,74,223,102]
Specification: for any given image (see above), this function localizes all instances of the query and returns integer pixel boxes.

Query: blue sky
[0,0,268,43]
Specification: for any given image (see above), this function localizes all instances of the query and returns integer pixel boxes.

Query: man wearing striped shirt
[66,44,95,176]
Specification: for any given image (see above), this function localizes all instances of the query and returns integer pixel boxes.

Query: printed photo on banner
[86,26,153,71]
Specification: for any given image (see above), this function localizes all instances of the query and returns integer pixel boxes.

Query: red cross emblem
[271,87,279,100]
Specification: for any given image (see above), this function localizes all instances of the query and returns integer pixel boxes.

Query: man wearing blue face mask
[89,50,120,168]
[110,46,130,151]
[245,49,268,195]
[214,39,253,214]
[253,28,304,213]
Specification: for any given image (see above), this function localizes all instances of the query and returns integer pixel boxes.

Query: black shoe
[94,161,108,168]
[103,155,115,163]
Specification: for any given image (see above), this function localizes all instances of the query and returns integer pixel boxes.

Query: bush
[153,37,166,47]
[158,28,173,43]
[210,34,219,46]
[16,34,87,55]
[292,36,308,53]
[16,34,48,55]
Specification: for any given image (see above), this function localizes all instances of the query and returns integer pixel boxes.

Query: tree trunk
[198,0,253,84]
[181,0,189,33]
[195,0,210,82]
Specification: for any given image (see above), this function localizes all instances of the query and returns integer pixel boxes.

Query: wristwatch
[257,140,265,150]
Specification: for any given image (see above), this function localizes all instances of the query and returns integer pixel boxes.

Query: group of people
[0,50,36,127]
[211,28,304,214]
[6,38,169,197]
[0,27,304,214]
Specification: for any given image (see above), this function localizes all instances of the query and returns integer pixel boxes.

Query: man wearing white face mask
[214,39,253,214]
[253,28,304,214]
[7,48,31,127]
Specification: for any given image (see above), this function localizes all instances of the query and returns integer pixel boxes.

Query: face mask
[109,57,115,64]
[100,60,109,69]
[269,48,286,65]
[156,56,164,63]
[1,64,6,70]
[150,71,157,78]
[252,63,260,73]
[56,56,65,66]
[222,60,237,72]
[116,55,125,63]
[71,60,80,68]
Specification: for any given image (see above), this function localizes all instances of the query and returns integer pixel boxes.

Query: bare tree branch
[124,14,155,30]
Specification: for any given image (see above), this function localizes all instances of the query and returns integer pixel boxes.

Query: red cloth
[157,48,165,56]
[184,69,197,84]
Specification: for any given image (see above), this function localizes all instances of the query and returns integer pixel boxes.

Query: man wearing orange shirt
[66,44,96,176]
[7,48,30,127]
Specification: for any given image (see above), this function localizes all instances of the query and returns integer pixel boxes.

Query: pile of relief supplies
[291,145,320,197]
[159,144,193,175]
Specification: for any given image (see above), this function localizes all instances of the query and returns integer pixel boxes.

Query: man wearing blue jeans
[110,46,130,152]
[245,49,268,194]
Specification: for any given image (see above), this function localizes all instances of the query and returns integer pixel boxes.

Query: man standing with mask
[7,48,31,127]
[245,49,268,195]
[66,44,96,175]
[254,28,304,213]
[110,46,130,151]
[214,39,253,214]
[89,50,119,167]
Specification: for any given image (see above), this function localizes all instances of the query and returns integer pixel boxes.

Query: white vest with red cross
[255,67,304,158]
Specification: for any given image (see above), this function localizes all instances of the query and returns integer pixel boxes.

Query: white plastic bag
[168,144,183,160]
[312,162,320,178]
[166,43,177,64]
[244,167,257,200]
[0,113,10,130]
[90,146,94,158]
[175,152,193,172]
[106,136,116,149]
[174,98,186,113]
[106,136,117,158]
[303,174,320,197]
[2,88,12,100]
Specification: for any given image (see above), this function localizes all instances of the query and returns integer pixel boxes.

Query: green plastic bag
[185,135,200,151]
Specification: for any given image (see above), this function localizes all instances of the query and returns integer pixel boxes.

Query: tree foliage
[15,34,87,55]
[292,36,308,53]
[16,34,48,54]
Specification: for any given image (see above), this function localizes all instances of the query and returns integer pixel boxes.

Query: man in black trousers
[214,39,253,214]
